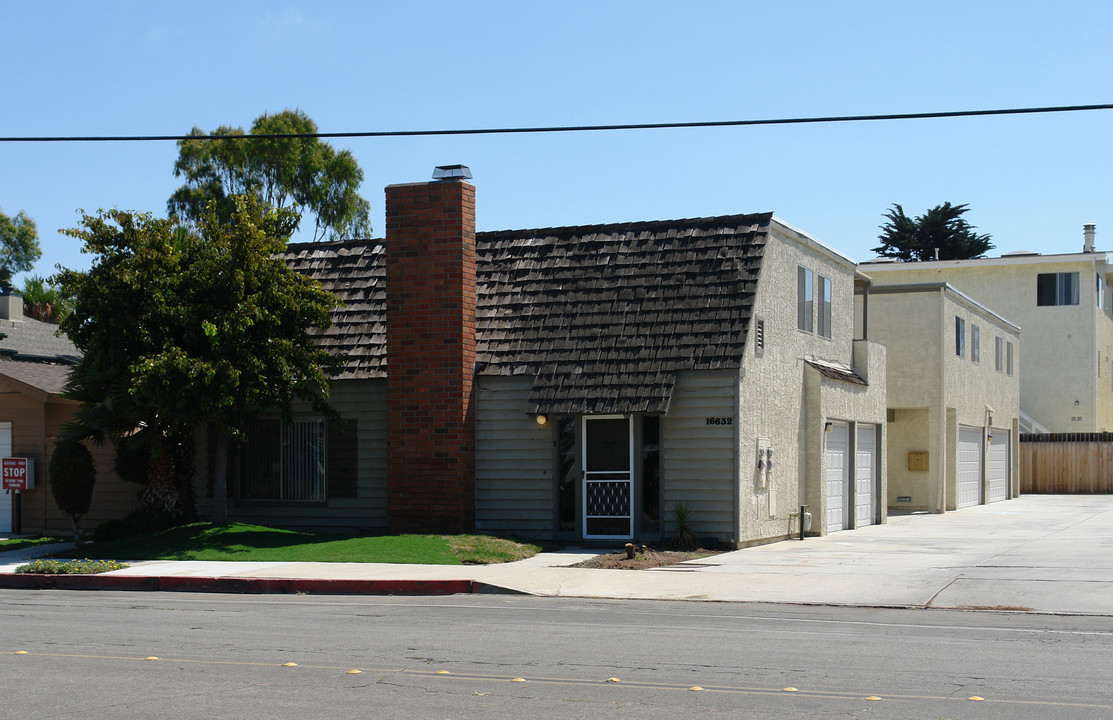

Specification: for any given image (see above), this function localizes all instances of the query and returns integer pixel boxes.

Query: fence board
[1020,433,1113,493]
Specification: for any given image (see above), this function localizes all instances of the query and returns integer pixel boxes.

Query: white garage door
[0,422,11,534]
[988,430,1010,503]
[958,426,983,509]
[855,424,877,527]
[826,422,850,532]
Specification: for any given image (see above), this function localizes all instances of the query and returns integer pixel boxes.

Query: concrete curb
[0,574,523,596]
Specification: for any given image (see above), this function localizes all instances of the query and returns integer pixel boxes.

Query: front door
[583,416,633,540]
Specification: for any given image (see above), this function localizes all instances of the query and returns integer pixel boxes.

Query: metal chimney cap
[432,164,473,181]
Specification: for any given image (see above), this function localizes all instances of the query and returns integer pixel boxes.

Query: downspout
[937,286,947,513]
[733,367,742,547]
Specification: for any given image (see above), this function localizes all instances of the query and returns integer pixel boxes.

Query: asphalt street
[3,591,1113,719]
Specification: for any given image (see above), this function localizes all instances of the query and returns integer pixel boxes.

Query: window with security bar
[238,418,327,501]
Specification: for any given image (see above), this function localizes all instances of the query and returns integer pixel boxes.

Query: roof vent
[1084,223,1097,253]
[432,164,473,181]
[1003,250,1041,257]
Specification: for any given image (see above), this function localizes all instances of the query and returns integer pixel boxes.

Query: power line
[2,103,1111,143]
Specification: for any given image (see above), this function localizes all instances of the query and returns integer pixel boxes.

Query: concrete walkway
[3,495,1112,614]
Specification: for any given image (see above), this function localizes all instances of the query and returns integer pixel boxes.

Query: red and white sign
[2,457,31,490]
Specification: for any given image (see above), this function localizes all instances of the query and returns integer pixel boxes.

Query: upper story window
[797,266,832,338]
[1098,273,1105,310]
[797,267,814,333]
[817,275,832,339]
[955,316,966,358]
[971,324,980,364]
[1007,341,1015,375]
[1037,272,1079,306]
[995,336,1003,372]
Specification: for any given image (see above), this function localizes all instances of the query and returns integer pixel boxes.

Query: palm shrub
[49,440,96,542]
[672,501,700,551]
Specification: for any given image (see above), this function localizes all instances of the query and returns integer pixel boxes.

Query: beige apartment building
[860,226,1113,434]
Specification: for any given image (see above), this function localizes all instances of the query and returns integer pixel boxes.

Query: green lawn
[65,523,545,565]
[0,536,66,553]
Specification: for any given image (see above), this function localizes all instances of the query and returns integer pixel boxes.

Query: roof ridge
[477,211,774,240]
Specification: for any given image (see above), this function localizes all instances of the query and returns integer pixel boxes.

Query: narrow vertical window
[995,336,1003,372]
[797,266,814,333]
[1098,273,1104,310]
[817,274,832,339]
[557,417,578,532]
[955,316,966,358]
[971,324,980,363]
[641,416,661,534]
[1007,341,1014,375]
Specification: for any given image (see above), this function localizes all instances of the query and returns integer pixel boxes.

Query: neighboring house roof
[0,316,80,365]
[0,359,74,397]
[284,212,772,414]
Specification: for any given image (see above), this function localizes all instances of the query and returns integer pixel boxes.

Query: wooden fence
[1020,433,1113,494]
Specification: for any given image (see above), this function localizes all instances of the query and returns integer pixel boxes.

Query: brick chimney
[385,166,477,533]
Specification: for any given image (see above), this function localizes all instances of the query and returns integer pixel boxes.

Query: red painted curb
[0,574,488,596]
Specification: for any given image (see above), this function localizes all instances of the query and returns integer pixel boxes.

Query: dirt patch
[569,548,722,570]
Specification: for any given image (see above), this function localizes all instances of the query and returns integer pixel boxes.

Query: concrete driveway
[479,495,1113,613]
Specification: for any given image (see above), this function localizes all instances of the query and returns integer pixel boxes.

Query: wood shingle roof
[283,212,771,414]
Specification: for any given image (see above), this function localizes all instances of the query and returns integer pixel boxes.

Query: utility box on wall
[907,451,929,472]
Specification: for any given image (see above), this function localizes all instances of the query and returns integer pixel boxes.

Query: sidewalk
[3,495,1113,615]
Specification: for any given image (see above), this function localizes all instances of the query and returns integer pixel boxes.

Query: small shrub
[15,558,129,574]
[50,440,97,542]
[671,501,700,551]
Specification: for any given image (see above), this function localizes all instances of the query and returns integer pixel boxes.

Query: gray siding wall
[661,370,738,544]
[202,378,388,533]
[475,375,555,538]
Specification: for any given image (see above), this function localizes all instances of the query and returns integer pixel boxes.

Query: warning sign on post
[2,457,33,490]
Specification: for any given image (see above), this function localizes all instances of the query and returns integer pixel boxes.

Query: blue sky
[2,1,1111,283]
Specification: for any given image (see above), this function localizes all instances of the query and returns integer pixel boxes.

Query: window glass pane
[797,267,814,332]
[1037,273,1057,306]
[283,419,326,501]
[1061,272,1079,305]
[585,418,630,472]
[1007,341,1014,375]
[240,420,281,499]
[641,416,660,533]
[995,336,1003,372]
[972,325,980,363]
[818,275,832,339]
[557,417,577,532]
[955,317,965,357]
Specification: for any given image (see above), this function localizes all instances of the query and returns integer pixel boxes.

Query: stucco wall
[865,285,1021,512]
[736,224,887,545]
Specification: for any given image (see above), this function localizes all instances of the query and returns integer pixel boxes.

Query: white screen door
[582,416,633,539]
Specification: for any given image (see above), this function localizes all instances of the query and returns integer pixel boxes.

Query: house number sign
[705,417,733,426]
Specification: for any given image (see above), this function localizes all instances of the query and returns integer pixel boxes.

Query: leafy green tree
[0,207,42,291]
[872,203,994,261]
[168,109,371,242]
[21,274,72,324]
[49,440,96,542]
[57,196,341,522]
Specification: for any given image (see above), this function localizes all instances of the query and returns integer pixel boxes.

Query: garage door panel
[988,430,1009,503]
[958,426,983,509]
[855,424,876,527]
[826,423,849,532]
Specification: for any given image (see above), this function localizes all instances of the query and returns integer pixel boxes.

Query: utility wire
[2,103,1111,143]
